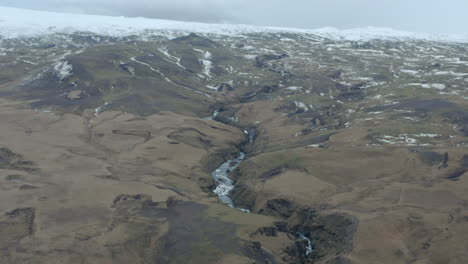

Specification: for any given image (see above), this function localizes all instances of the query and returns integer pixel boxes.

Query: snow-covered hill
[1,6,467,42]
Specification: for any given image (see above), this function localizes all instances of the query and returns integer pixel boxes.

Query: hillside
[0,6,468,264]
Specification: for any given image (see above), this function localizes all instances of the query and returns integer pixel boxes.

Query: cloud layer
[1,0,467,34]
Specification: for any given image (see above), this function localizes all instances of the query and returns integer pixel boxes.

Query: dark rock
[369,99,457,113]
[263,85,279,93]
[118,63,134,75]
[350,82,368,90]
[440,152,449,169]
[417,151,445,167]
[372,73,392,82]
[326,255,351,264]
[351,41,374,49]
[274,221,289,232]
[259,165,289,180]
[426,63,443,71]
[335,83,349,92]
[447,169,467,181]
[259,199,296,218]
[41,44,56,49]
[112,129,152,141]
[242,241,276,264]
[255,54,288,67]
[171,33,220,48]
[258,227,278,237]
[165,196,185,208]
[111,196,247,263]
[241,91,258,102]
[286,239,308,258]
[213,114,237,125]
[5,208,35,236]
[111,194,152,207]
[337,91,365,101]
[307,213,358,260]
[327,70,343,79]
[0,147,39,173]
[230,182,257,210]
[286,211,357,263]
[167,128,213,149]
[462,155,468,168]
[443,110,468,136]
[216,83,234,92]
[19,185,38,190]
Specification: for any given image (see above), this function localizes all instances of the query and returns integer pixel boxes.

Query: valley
[0,10,468,264]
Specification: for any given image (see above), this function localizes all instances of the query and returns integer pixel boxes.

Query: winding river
[211,152,245,208]
[210,118,313,256]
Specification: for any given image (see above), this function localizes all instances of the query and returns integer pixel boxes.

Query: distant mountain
[0,6,467,42]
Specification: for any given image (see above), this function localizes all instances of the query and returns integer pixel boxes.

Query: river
[210,117,312,256]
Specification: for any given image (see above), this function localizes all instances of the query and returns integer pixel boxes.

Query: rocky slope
[1,9,468,264]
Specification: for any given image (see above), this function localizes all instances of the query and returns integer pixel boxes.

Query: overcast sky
[1,0,467,34]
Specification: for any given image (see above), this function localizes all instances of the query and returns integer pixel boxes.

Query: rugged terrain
[1,8,468,264]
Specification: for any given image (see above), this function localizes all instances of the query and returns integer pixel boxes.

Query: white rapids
[212,152,245,208]
[299,233,313,256]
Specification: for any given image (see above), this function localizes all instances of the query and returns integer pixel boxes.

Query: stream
[299,233,313,256]
[297,209,314,255]
[210,120,253,212]
[210,114,313,256]
[211,152,245,208]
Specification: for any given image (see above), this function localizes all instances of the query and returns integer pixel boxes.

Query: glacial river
[210,124,313,255]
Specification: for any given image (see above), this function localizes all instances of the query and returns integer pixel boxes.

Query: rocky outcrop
[0,147,38,173]
[255,54,289,68]
[216,83,234,92]
[242,241,277,264]
[258,199,297,219]
[229,182,258,210]
[0,208,36,261]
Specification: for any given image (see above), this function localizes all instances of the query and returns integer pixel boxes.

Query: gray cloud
[1,0,467,34]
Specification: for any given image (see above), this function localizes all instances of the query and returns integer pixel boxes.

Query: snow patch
[94,102,111,117]
[201,59,213,77]
[379,135,417,145]
[206,85,219,90]
[407,83,446,90]
[194,49,213,77]
[286,86,302,91]
[400,69,420,75]
[295,101,309,112]
[433,71,467,77]
[53,61,72,80]
[378,133,440,145]
[157,47,185,69]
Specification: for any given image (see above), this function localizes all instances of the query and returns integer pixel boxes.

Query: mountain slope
[0,7,468,264]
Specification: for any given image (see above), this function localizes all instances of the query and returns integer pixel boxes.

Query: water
[212,152,245,208]
[297,208,314,256]
[94,101,111,117]
[205,109,219,120]
[211,125,312,255]
[244,128,256,143]
[298,233,313,256]
[211,127,255,212]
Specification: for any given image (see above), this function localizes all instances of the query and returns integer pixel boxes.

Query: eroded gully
[209,111,313,256]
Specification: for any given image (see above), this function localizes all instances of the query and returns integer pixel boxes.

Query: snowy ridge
[0,6,467,42]
[311,26,468,42]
